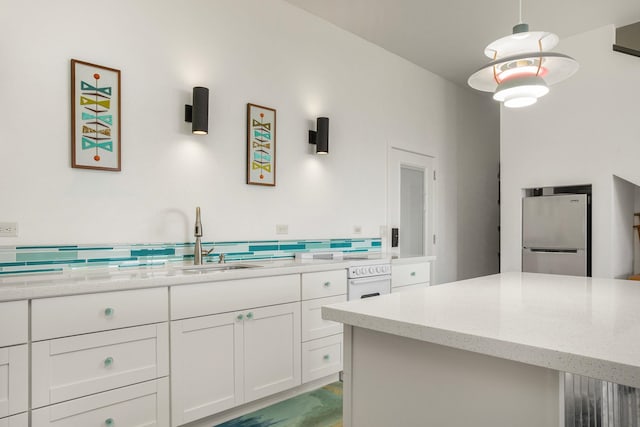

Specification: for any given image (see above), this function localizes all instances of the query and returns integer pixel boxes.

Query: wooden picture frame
[71,59,121,171]
[247,103,276,186]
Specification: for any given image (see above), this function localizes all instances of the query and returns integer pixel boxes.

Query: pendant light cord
[518,0,523,24]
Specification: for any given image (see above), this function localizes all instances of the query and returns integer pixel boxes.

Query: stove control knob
[369,267,375,274]
[376,266,382,273]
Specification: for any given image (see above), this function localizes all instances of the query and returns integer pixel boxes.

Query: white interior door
[388,147,435,258]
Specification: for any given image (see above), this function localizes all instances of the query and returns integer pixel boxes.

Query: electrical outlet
[276,224,288,235]
[0,222,18,237]
[353,225,362,234]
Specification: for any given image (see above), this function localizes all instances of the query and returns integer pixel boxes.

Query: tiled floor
[215,382,343,427]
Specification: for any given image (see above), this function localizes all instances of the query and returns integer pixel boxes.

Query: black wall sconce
[308,117,329,154]
[184,86,209,135]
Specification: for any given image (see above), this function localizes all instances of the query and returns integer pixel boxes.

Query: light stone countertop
[0,253,435,302]
[322,272,640,388]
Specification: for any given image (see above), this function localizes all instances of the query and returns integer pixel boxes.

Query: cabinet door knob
[324,281,331,287]
[236,314,244,321]
[246,312,253,319]
[104,356,114,367]
[410,272,416,276]
[104,307,114,316]
[105,418,114,426]
[323,354,330,361]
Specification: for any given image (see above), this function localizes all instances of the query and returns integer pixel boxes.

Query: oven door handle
[361,292,381,299]
[348,275,391,285]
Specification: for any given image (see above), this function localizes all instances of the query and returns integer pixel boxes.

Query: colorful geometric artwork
[71,59,121,171]
[247,103,276,186]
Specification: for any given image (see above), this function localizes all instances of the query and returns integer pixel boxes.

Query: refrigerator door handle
[525,248,578,254]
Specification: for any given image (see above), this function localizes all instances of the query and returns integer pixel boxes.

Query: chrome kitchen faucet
[193,206,213,265]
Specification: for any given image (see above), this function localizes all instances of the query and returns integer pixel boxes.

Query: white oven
[347,263,391,301]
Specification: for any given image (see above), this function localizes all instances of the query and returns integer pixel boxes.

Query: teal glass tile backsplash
[0,238,382,276]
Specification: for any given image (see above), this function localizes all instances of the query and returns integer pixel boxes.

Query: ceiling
[284,0,640,88]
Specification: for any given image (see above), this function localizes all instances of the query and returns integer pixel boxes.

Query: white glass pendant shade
[493,75,549,108]
[468,26,578,108]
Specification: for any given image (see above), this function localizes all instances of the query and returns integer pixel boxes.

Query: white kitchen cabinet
[243,302,301,402]
[171,301,301,426]
[30,287,169,426]
[32,323,169,408]
[0,413,28,427]
[31,377,169,427]
[301,295,346,341]
[171,275,300,320]
[392,259,431,291]
[32,287,168,341]
[0,302,27,348]
[0,345,28,420]
[301,270,347,300]
[300,270,346,385]
[302,334,343,383]
[0,301,28,421]
[170,311,242,425]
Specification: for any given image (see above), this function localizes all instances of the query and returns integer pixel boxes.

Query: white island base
[342,325,561,427]
[326,273,640,426]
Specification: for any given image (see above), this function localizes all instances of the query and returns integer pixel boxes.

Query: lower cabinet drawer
[301,295,346,342]
[0,301,27,348]
[32,287,168,341]
[32,378,169,427]
[302,334,343,383]
[32,324,169,408]
[0,345,28,419]
[0,412,28,427]
[392,262,430,287]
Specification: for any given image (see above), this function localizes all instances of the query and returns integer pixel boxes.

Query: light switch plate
[0,222,18,237]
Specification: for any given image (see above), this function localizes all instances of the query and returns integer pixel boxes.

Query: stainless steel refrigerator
[522,193,589,276]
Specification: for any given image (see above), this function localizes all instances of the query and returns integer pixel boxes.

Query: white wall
[612,175,635,278]
[634,188,640,273]
[457,91,500,280]
[0,0,498,284]
[501,25,640,278]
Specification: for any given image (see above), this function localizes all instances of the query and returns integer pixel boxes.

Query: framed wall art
[71,59,121,171]
[247,103,276,186]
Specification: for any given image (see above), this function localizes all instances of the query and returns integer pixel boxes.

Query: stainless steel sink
[179,263,261,273]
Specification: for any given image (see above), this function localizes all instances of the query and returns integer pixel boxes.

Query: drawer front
[32,324,169,408]
[0,301,27,347]
[31,377,169,427]
[32,287,168,341]
[171,275,300,320]
[301,270,347,300]
[302,295,346,342]
[302,334,343,383]
[0,412,28,427]
[392,262,430,287]
[0,345,28,418]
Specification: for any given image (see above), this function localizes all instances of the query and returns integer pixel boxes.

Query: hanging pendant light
[468,3,578,108]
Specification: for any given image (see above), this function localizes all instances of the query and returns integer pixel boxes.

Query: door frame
[387,145,436,258]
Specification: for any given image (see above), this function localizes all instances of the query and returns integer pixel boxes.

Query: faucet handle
[218,253,225,264]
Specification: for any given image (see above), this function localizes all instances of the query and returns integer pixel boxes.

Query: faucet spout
[194,207,203,238]
[193,207,212,265]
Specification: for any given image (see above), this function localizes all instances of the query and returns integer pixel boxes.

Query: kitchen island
[322,272,640,427]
